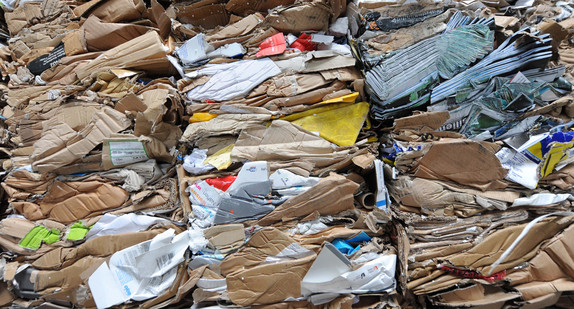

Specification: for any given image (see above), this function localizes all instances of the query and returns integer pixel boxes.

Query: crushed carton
[1,0,574,308]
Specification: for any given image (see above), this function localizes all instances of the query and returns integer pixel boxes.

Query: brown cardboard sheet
[83,16,152,52]
[264,2,332,32]
[506,222,574,300]
[257,173,359,226]
[181,114,271,143]
[175,3,229,29]
[133,85,184,149]
[205,13,263,42]
[414,140,508,191]
[75,31,172,82]
[204,224,245,253]
[231,120,352,169]
[432,284,521,308]
[220,228,316,306]
[225,0,295,15]
[73,0,146,23]
[32,180,129,223]
[31,107,131,173]
[446,217,574,276]
[32,229,165,270]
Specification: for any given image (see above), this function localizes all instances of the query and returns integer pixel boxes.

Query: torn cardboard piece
[36,180,129,223]
[133,85,184,149]
[221,228,316,306]
[82,16,153,52]
[231,120,353,169]
[181,114,271,143]
[414,140,508,191]
[257,173,359,225]
[31,107,131,174]
[431,284,521,308]
[75,31,173,82]
[32,229,166,270]
[264,2,333,32]
[445,216,574,276]
[73,0,146,23]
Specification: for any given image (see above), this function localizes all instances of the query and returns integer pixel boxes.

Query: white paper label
[496,147,539,189]
[374,160,389,210]
[109,141,149,166]
[89,229,192,308]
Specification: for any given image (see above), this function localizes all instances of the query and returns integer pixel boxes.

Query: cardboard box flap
[507,223,574,286]
[292,226,373,245]
[0,217,36,239]
[33,256,106,294]
[204,224,245,253]
[42,103,102,132]
[301,55,356,73]
[83,15,153,52]
[516,292,563,309]
[231,120,352,169]
[513,279,574,301]
[181,114,271,143]
[75,31,169,82]
[74,0,146,23]
[29,122,77,163]
[115,93,147,113]
[393,111,450,132]
[0,281,14,306]
[133,87,183,149]
[175,4,229,29]
[150,0,172,39]
[63,29,89,56]
[5,2,43,35]
[389,176,504,209]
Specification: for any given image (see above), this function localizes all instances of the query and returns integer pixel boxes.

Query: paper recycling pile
[0,0,574,308]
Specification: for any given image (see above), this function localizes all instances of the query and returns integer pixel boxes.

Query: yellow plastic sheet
[290,102,370,147]
[281,92,360,123]
[204,144,234,170]
[320,92,359,103]
[189,112,218,123]
[281,102,354,122]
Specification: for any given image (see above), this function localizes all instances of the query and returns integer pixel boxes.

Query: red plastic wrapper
[290,33,315,52]
[436,264,506,281]
[256,33,287,57]
[206,176,237,191]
